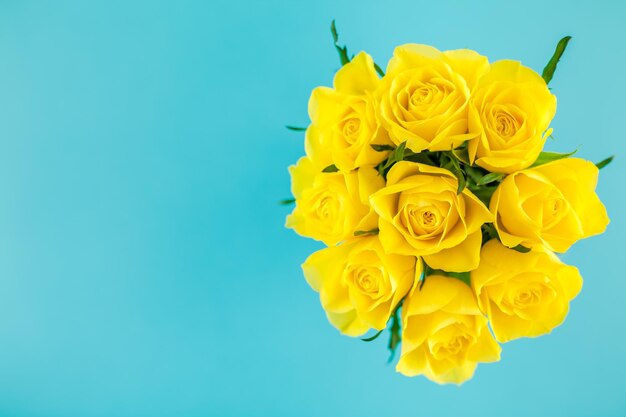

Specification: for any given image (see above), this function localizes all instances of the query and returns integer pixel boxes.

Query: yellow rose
[302,236,418,336]
[306,52,392,171]
[378,44,489,153]
[397,275,501,385]
[286,157,384,246]
[491,158,609,252]
[472,240,583,343]
[369,161,492,272]
[468,60,557,173]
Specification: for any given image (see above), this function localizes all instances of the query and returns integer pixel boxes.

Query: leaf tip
[278,198,296,206]
[361,329,384,342]
[596,155,614,170]
[286,125,307,132]
[321,164,339,173]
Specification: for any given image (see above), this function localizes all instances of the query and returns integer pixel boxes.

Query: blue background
[0,1,624,416]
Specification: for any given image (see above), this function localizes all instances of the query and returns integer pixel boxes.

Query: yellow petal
[326,309,370,337]
[396,346,428,377]
[422,229,482,272]
[288,156,316,199]
[443,49,490,90]
[386,161,455,186]
[426,361,477,385]
[357,167,385,205]
[462,188,493,231]
[469,320,501,362]
[303,125,333,171]
[333,51,380,95]
[471,240,583,343]
[468,59,556,173]
[557,263,583,301]
[533,158,609,238]
[404,275,472,316]
[377,217,416,256]
[301,244,353,312]
[479,59,546,88]
[489,304,536,342]
[387,44,442,74]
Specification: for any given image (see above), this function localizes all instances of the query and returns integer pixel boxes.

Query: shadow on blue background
[0,1,624,416]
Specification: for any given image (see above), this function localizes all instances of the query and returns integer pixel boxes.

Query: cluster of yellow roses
[286,44,609,384]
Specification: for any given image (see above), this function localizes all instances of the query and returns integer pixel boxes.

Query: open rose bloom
[285,27,611,385]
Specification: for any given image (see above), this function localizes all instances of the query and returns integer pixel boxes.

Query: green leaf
[531,149,577,167]
[542,36,572,85]
[465,165,487,185]
[511,244,531,253]
[322,164,339,173]
[361,329,384,342]
[285,125,307,132]
[383,142,405,168]
[446,151,461,171]
[446,271,471,286]
[370,144,395,152]
[376,162,385,178]
[376,142,408,179]
[455,170,467,194]
[354,228,379,237]
[374,62,385,77]
[418,275,427,290]
[330,20,350,66]
[477,172,505,186]
[330,19,339,42]
[452,147,471,165]
[387,306,402,363]
[439,152,466,194]
[470,185,498,207]
[446,163,466,194]
[278,198,295,205]
[403,150,437,166]
[481,223,499,245]
[596,155,614,170]
[423,267,471,287]
[392,141,407,162]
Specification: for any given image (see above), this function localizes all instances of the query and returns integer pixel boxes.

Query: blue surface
[0,1,624,416]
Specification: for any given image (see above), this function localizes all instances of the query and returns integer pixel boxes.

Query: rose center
[431,334,470,361]
[541,195,568,228]
[411,206,442,232]
[494,111,518,138]
[421,210,437,226]
[410,86,434,106]
[356,270,380,293]
[316,196,336,221]
[345,264,383,296]
[341,117,361,143]
[513,288,542,308]
[400,201,446,238]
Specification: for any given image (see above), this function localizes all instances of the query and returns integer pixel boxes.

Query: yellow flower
[302,236,418,336]
[306,52,392,171]
[378,44,489,153]
[491,158,609,252]
[468,60,557,173]
[472,240,583,343]
[397,275,501,385]
[286,157,384,246]
[369,161,492,272]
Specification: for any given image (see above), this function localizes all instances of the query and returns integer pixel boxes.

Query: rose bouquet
[283,22,612,385]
